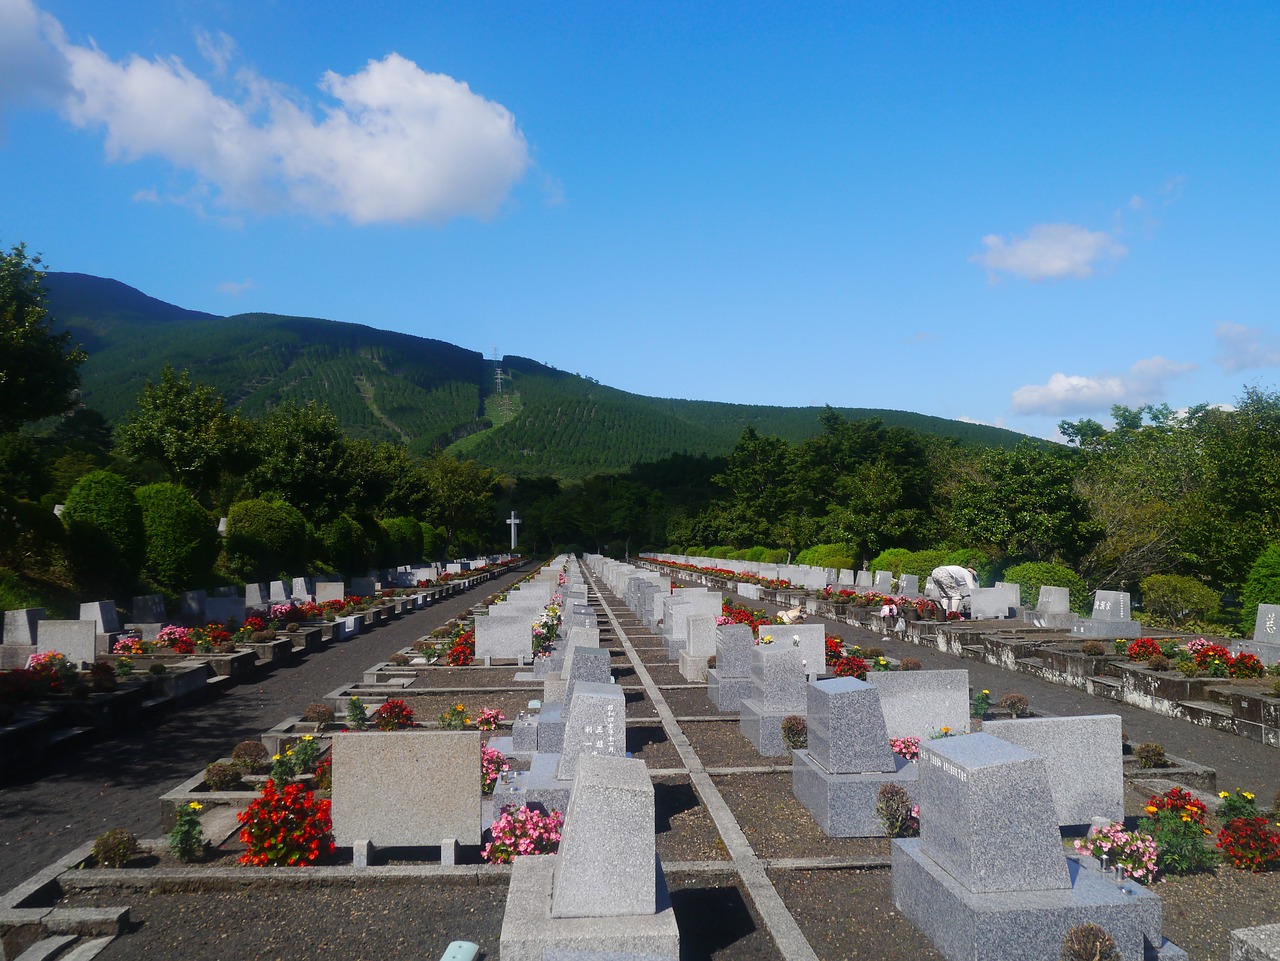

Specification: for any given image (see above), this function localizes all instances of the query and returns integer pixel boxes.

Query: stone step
[205,674,234,688]
[12,934,77,961]
[46,726,94,749]
[1179,699,1234,719]
[57,937,116,961]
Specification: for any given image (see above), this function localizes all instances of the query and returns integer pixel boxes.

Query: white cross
[506,510,521,550]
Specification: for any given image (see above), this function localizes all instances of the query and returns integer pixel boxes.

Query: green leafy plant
[998,693,1029,718]
[434,701,469,729]
[168,801,205,862]
[1139,573,1221,628]
[345,695,369,730]
[92,828,140,869]
[780,715,807,749]
[1137,793,1219,877]
[1218,788,1260,821]
[134,482,219,592]
[971,689,990,717]
[1060,923,1120,961]
[204,761,244,791]
[1239,542,1280,636]
[301,702,335,724]
[874,783,919,838]
[61,470,145,596]
[1134,742,1167,769]
[231,739,269,773]
[114,656,134,677]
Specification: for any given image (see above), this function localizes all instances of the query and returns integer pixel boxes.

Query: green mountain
[45,272,1036,479]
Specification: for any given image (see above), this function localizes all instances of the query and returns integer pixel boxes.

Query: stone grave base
[678,650,710,683]
[706,671,751,712]
[499,853,680,961]
[1031,612,1078,629]
[489,752,572,825]
[892,840,1174,961]
[1072,619,1145,639]
[664,633,684,661]
[739,697,803,757]
[536,703,566,753]
[791,750,918,837]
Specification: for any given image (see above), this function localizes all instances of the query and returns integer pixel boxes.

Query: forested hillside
[46,272,1034,478]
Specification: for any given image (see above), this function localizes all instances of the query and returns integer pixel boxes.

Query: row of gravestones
[326,554,679,958]
[0,557,507,671]
[597,554,1189,961]
[472,556,574,663]
[647,554,1280,666]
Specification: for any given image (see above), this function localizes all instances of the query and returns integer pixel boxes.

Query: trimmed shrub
[868,548,915,577]
[319,512,374,576]
[134,483,219,592]
[380,516,423,567]
[301,702,335,724]
[421,522,446,561]
[0,493,66,576]
[1060,923,1119,961]
[759,548,789,564]
[92,829,140,869]
[1241,543,1280,635]
[61,470,144,594]
[224,498,308,581]
[1002,561,1090,615]
[1140,573,1220,627]
[796,543,855,570]
[231,739,269,773]
[1135,742,1167,769]
[204,761,244,791]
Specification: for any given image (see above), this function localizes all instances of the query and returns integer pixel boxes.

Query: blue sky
[2,1,1278,441]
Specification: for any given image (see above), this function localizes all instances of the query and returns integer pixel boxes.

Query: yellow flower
[301,735,314,742]
[1144,805,1158,815]
[455,703,465,711]
[1220,791,1230,798]
[940,726,952,734]
[188,801,203,811]
[982,690,989,695]
[272,754,282,761]
[1243,791,1255,800]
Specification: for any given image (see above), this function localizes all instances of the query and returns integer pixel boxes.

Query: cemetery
[2,554,1279,961]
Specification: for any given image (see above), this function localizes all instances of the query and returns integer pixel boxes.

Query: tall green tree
[422,453,496,560]
[115,365,250,506]
[0,243,85,433]
[246,401,352,521]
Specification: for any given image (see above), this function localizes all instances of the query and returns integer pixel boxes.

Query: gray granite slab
[330,730,481,846]
[36,620,99,664]
[3,607,44,646]
[131,594,166,624]
[475,614,534,661]
[552,754,657,919]
[557,682,626,780]
[315,581,346,603]
[714,625,755,678]
[983,715,1124,826]
[806,676,897,774]
[866,669,971,740]
[1037,586,1070,614]
[793,749,917,836]
[79,601,119,634]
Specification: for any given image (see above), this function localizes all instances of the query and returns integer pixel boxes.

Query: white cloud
[217,278,255,295]
[5,1,529,224]
[973,222,1127,282]
[195,29,235,76]
[0,0,70,110]
[1011,356,1195,416]
[1213,322,1280,373]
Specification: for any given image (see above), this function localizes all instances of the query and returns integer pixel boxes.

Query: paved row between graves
[583,566,822,961]
[722,588,1280,804]
[0,564,533,894]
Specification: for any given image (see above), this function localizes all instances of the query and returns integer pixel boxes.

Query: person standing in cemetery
[931,564,977,613]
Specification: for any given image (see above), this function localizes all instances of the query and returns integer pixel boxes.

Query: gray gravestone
[916,734,1069,894]
[3,607,44,646]
[707,623,756,712]
[499,754,679,960]
[268,580,290,603]
[807,676,897,774]
[552,754,657,918]
[475,614,534,661]
[740,644,810,756]
[983,715,1125,827]
[330,730,481,847]
[292,576,315,601]
[757,623,825,676]
[873,570,894,592]
[866,670,971,740]
[36,620,99,664]
[855,570,873,589]
[968,587,1014,620]
[131,594,166,624]
[1233,603,1280,665]
[792,677,918,836]
[79,601,120,634]
[1091,590,1130,621]
[350,576,377,597]
[204,596,246,624]
[315,581,346,604]
[557,681,626,780]
[899,574,920,596]
[179,589,206,624]
[1037,585,1070,614]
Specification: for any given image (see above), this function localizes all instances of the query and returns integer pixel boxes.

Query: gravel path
[0,566,532,893]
